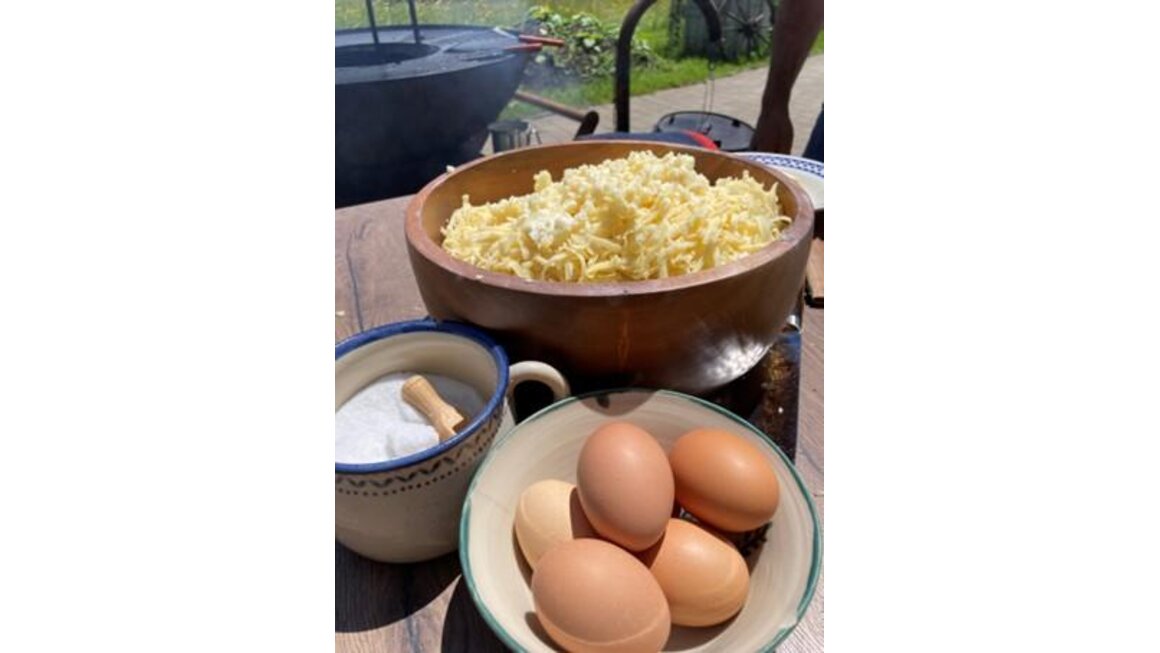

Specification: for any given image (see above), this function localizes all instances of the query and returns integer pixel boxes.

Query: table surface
[336,196,824,652]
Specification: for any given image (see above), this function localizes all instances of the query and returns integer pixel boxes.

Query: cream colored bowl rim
[457,387,823,652]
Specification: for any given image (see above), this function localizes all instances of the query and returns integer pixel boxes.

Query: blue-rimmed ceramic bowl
[736,152,823,212]
[459,389,821,651]
[336,319,568,563]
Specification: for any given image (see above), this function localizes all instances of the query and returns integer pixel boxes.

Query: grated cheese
[440,151,793,282]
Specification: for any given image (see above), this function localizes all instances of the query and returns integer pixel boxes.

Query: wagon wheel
[713,0,776,59]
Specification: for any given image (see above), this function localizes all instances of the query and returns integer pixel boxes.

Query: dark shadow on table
[336,541,460,633]
[441,578,508,652]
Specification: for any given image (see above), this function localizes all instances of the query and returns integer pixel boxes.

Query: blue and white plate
[736,152,824,211]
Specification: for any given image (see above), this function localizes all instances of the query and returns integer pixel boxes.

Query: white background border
[1,0,1158,651]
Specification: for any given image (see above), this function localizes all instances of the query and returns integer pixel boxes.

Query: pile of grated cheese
[440,151,792,282]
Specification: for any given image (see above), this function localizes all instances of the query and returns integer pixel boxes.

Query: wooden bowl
[404,141,814,395]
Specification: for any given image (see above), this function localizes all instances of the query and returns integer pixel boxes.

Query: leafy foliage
[519,6,663,88]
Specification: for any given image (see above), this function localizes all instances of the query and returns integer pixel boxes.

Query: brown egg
[576,421,674,551]
[532,538,671,653]
[669,428,780,532]
[513,479,597,569]
[639,519,750,627]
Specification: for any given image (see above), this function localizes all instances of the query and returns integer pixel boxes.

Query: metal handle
[616,0,722,132]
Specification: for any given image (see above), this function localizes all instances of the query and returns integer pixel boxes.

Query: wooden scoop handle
[401,375,466,442]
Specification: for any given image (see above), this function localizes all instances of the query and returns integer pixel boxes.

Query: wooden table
[336,196,824,652]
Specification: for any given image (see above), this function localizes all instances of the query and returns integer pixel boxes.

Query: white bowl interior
[461,389,821,652]
[335,331,500,409]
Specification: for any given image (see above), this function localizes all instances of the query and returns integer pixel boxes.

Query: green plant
[520,6,663,88]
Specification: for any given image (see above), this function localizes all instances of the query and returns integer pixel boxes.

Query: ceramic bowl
[459,389,822,652]
[335,319,569,563]
[404,140,814,395]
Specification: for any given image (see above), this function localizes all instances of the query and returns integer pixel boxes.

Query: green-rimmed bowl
[459,388,821,652]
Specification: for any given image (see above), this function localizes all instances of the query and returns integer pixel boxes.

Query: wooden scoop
[401,375,466,441]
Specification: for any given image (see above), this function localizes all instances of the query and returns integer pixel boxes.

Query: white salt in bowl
[335,319,568,563]
[459,389,821,651]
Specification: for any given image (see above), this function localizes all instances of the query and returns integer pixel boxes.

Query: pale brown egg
[576,421,674,551]
[639,518,750,627]
[532,538,671,653]
[513,479,597,569]
[669,428,780,532]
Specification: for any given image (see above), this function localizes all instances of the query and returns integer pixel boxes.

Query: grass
[499,56,769,120]
[335,1,822,119]
[336,0,671,34]
[335,0,821,54]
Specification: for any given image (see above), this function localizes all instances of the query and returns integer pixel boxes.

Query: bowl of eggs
[404,140,815,395]
[459,389,821,652]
